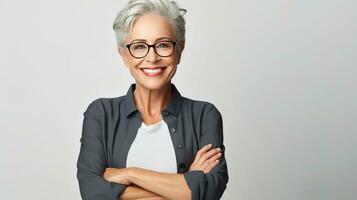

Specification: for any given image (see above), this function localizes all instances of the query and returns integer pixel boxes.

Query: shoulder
[83,95,126,118]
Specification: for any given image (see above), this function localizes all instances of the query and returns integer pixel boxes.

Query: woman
[76,0,228,199]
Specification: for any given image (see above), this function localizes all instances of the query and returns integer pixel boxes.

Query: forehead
[126,12,176,43]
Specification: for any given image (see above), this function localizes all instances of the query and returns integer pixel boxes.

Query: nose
[146,46,160,63]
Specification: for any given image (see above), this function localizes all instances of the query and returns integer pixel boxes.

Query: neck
[133,83,172,117]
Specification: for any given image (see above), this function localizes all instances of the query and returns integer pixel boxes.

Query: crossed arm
[103,144,222,200]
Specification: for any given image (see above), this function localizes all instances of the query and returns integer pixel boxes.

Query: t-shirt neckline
[141,119,165,132]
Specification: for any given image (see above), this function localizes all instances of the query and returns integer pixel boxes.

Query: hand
[189,144,222,174]
[103,167,131,185]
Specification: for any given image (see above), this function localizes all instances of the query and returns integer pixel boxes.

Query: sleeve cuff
[183,170,208,200]
[109,182,128,200]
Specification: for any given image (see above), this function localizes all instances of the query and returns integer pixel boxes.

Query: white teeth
[142,68,163,74]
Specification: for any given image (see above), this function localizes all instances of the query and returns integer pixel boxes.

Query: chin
[137,80,170,91]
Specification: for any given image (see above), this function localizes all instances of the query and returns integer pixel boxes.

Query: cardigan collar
[124,83,183,118]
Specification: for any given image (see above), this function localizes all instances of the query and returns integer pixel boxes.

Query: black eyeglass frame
[125,41,178,59]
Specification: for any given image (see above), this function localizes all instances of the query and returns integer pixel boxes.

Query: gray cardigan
[76,83,229,200]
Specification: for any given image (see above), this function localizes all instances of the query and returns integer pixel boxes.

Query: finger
[194,144,212,162]
[203,159,220,174]
[200,152,222,170]
[197,147,221,166]
[209,152,222,162]
[197,144,212,156]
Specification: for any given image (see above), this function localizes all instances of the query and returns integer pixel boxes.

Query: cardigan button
[177,144,183,149]
[170,127,176,133]
[179,163,186,169]
[162,111,169,116]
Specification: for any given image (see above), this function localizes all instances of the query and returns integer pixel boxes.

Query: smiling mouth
[140,67,166,77]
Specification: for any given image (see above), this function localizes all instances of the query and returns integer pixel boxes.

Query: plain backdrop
[0,0,356,199]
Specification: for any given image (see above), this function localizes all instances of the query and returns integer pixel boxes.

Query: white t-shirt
[126,119,178,173]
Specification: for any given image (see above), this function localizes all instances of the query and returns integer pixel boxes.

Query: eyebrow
[130,37,173,43]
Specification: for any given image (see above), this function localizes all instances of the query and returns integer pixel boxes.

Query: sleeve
[76,99,128,200]
[183,104,229,200]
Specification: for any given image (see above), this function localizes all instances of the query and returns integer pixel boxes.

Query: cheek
[127,58,142,68]
[168,54,180,65]
[122,50,139,67]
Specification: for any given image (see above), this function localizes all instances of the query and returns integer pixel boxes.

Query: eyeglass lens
[129,41,174,58]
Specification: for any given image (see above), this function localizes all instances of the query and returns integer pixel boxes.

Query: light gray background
[0,0,356,199]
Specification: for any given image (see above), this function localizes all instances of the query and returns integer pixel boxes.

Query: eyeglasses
[125,41,177,59]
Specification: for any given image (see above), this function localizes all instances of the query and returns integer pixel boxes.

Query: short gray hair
[112,0,187,47]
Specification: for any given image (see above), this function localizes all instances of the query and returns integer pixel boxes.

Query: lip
[140,67,166,77]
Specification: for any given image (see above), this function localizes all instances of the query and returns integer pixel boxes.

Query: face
[118,12,185,91]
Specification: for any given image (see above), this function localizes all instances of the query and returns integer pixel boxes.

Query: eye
[156,42,170,48]
[132,43,147,50]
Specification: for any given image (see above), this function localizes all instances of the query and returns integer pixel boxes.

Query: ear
[117,45,130,68]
